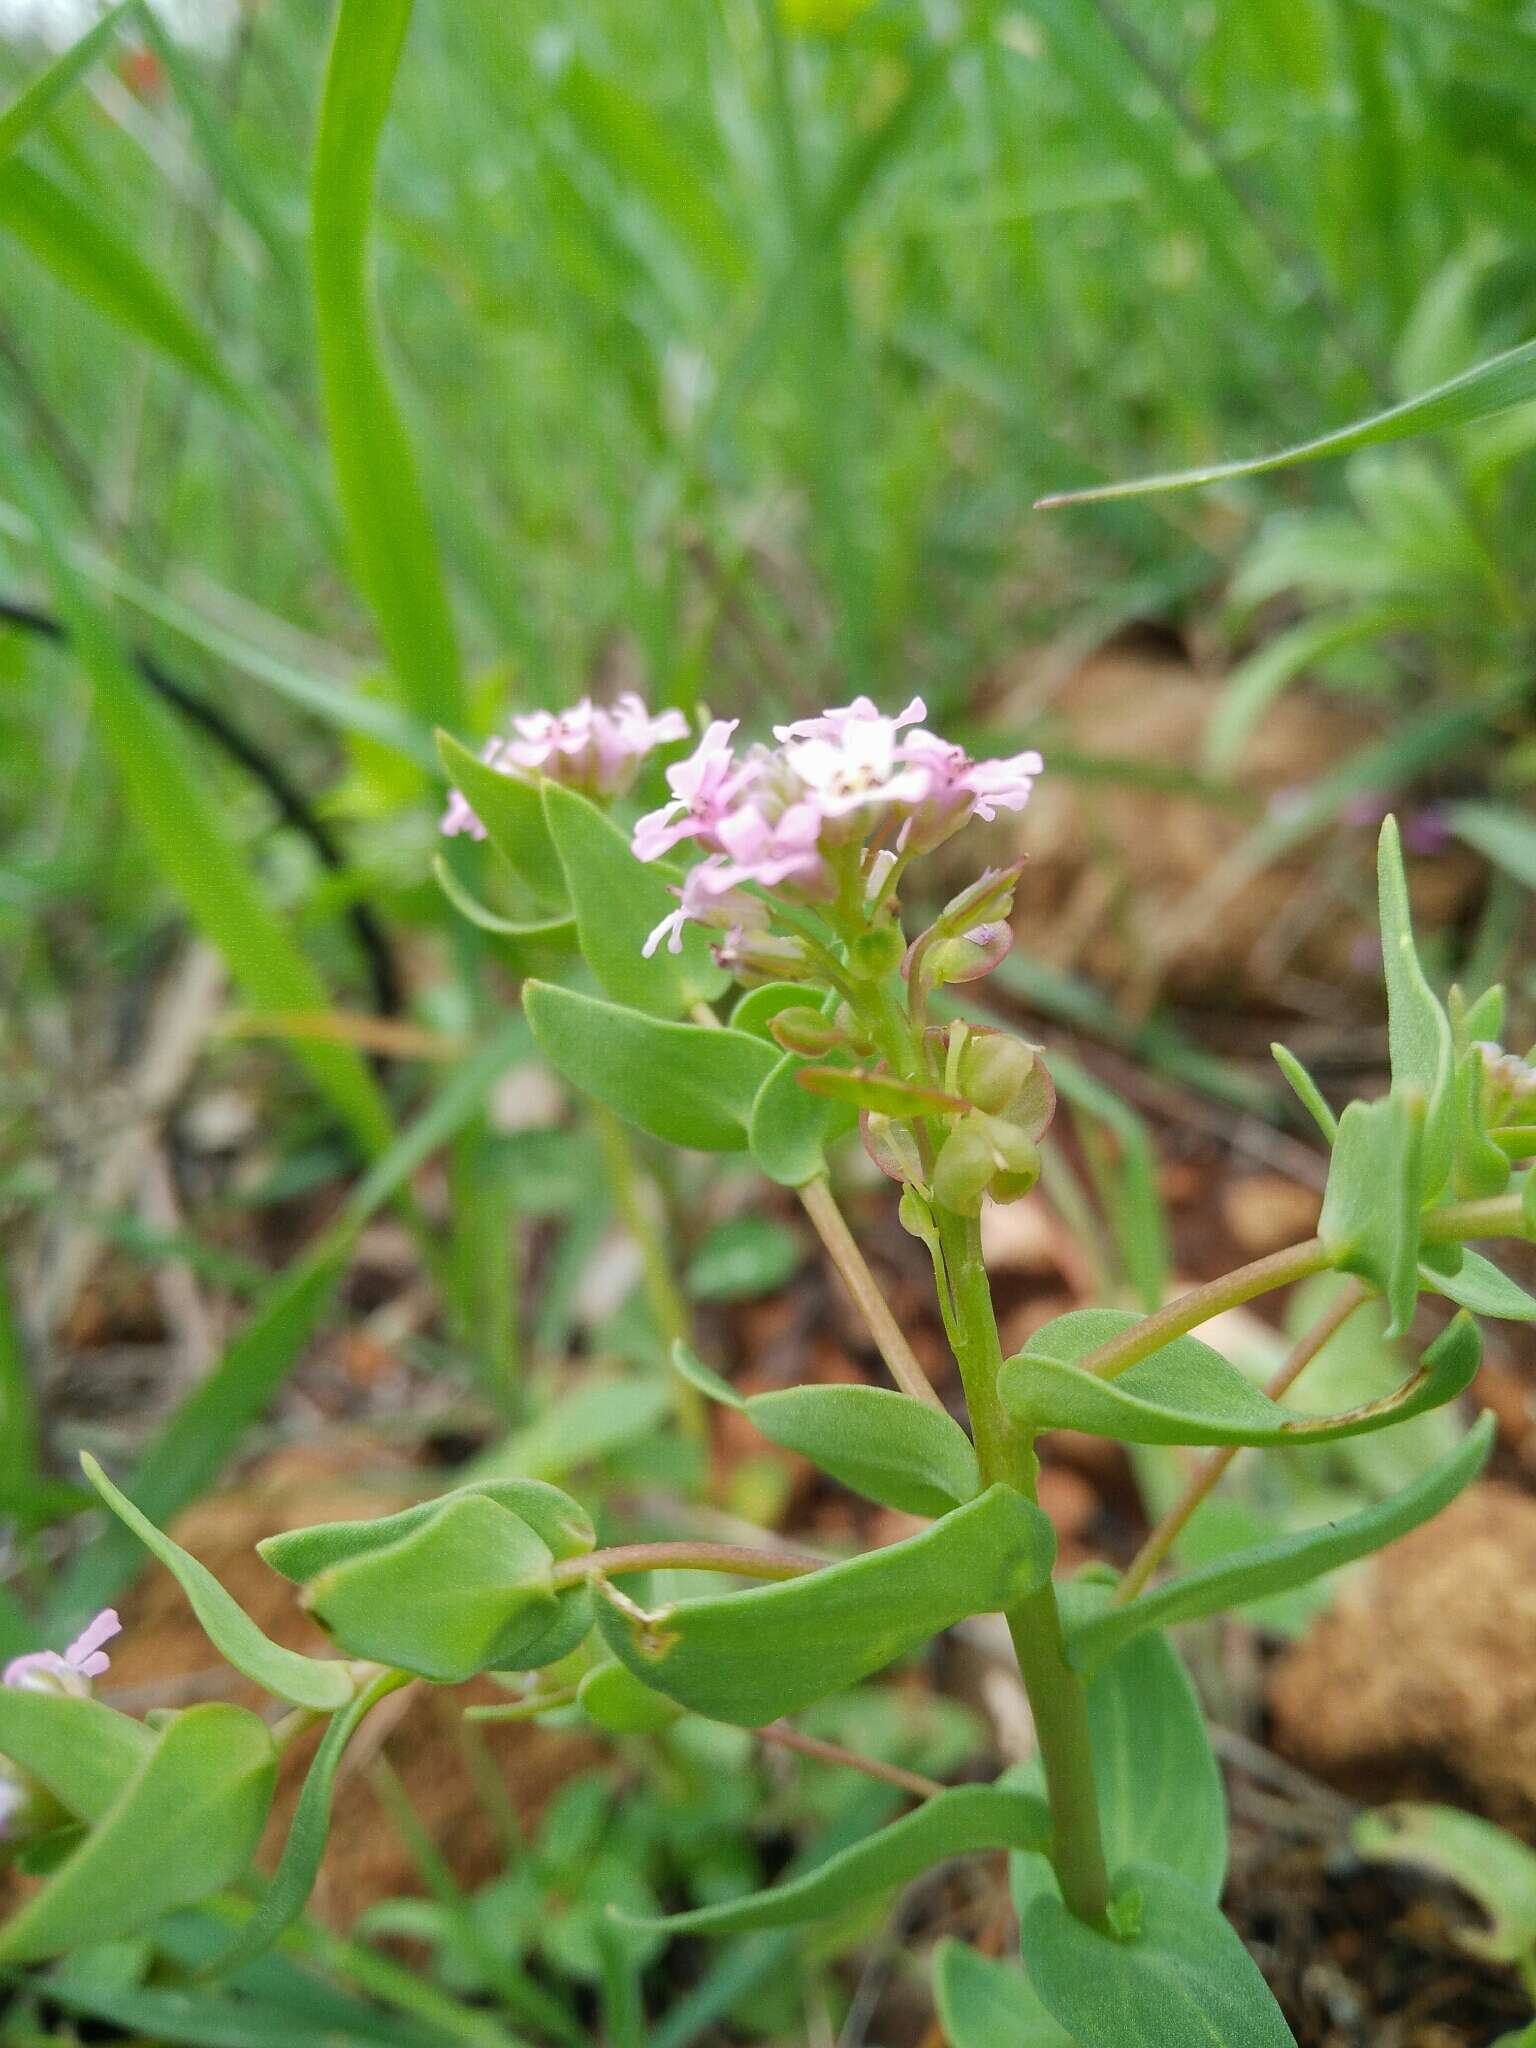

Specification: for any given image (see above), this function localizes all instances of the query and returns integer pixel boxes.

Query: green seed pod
[931,1117,997,1217]
[959,1032,1036,1116]
[984,1121,1042,1204]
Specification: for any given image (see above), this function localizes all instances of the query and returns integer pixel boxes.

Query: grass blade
[311,0,466,730]
[0,428,393,1157]
[1038,337,1536,505]
[0,0,139,169]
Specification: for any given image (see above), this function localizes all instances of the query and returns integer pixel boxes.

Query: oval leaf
[525,981,776,1152]
[999,1309,1479,1448]
[1317,1090,1426,1338]
[80,1455,353,1712]
[432,854,576,945]
[594,1486,1055,1726]
[0,1689,154,1826]
[749,1049,856,1186]
[436,732,563,906]
[744,1385,980,1517]
[542,781,728,1017]
[617,1785,1050,1936]
[1021,1863,1295,2048]
[258,1476,594,1582]
[0,1703,277,1965]
[578,1658,684,1735]
[1067,1413,1495,1672]
[305,1494,557,1684]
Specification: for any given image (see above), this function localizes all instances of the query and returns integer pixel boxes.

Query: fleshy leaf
[432,855,576,945]
[742,1385,980,1517]
[0,1689,154,1825]
[615,1785,1050,1935]
[578,1658,684,1734]
[1378,817,1455,1195]
[998,1309,1478,1448]
[933,1940,1074,2048]
[81,1454,353,1712]
[1317,1091,1426,1337]
[542,780,728,1017]
[203,1669,411,1978]
[304,1494,557,1684]
[1353,1802,1536,1965]
[525,981,776,1152]
[750,1049,856,1186]
[1067,1413,1495,1671]
[0,1704,277,1965]
[730,982,819,1042]
[1270,1042,1337,1143]
[435,731,565,907]
[1021,1863,1296,2048]
[670,1341,746,1412]
[1424,1247,1536,1321]
[594,1486,1054,1726]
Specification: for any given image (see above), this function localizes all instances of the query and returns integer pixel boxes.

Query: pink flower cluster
[442,694,687,837]
[634,696,1041,955]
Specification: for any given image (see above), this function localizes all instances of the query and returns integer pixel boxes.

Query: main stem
[935,1207,1110,1930]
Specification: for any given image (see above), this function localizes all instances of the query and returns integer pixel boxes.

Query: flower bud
[958,1031,1036,1115]
[769,1007,849,1057]
[921,921,1014,989]
[714,930,820,986]
[1477,1042,1536,1129]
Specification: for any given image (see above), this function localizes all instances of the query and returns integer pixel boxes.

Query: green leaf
[0,0,138,169]
[259,1476,595,1582]
[0,160,233,398]
[1448,801,1536,892]
[1270,1043,1338,1144]
[1378,817,1455,1193]
[670,1341,747,1410]
[203,1669,411,1978]
[685,1215,801,1301]
[616,1785,1050,1936]
[795,1067,967,1117]
[304,1494,558,1684]
[739,1385,980,1518]
[542,781,728,1017]
[1066,1413,1496,1671]
[432,855,575,944]
[524,982,776,1151]
[0,427,392,1157]
[932,1940,1074,2048]
[469,1376,672,1485]
[312,0,465,730]
[0,1704,277,1965]
[0,1690,153,1826]
[749,1050,856,1187]
[730,983,816,1042]
[435,732,564,907]
[1426,1247,1536,1320]
[80,1454,353,1713]
[1354,1801,1536,1966]
[1317,1092,1426,1337]
[594,1486,1054,1725]
[577,1659,684,1735]
[1021,1863,1295,2047]
[999,1308,1477,1447]
[1038,336,1536,505]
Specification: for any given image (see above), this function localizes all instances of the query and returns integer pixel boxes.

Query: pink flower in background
[4,1609,121,1697]
[441,694,687,836]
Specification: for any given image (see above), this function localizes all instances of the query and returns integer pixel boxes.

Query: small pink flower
[643,858,767,957]
[442,695,687,836]
[772,695,926,743]
[4,1609,121,1697]
[632,719,744,862]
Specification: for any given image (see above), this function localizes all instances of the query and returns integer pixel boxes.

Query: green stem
[551,1540,826,1589]
[592,1104,705,1438]
[1075,1236,1335,1382]
[799,1175,946,1412]
[935,1207,1111,1930]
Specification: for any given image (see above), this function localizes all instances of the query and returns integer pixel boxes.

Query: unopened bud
[770,1007,848,1057]
[931,1118,996,1217]
[922,921,1013,989]
[715,930,820,986]
[958,1032,1035,1115]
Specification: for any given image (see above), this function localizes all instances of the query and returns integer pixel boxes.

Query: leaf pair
[999,1308,1480,1448]
[594,1485,1055,1726]
[674,1346,979,1516]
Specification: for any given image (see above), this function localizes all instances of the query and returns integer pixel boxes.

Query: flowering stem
[1114,1279,1370,1607]
[934,1206,1111,1931]
[1076,1237,1336,1381]
[798,1175,947,1412]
